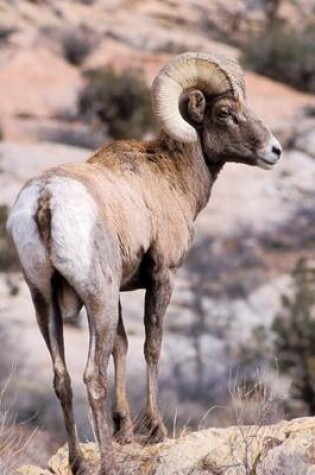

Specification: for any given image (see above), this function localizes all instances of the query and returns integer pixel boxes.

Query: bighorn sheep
[7,52,282,475]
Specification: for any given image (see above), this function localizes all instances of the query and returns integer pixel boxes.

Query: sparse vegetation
[61,27,97,66]
[0,376,37,475]
[225,378,284,475]
[0,331,26,473]
[229,377,284,428]
[78,68,156,140]
[273,258,315,416]
[210,1,315,93]
[205,0,286,47]
[0,205,19,272]
[243,24,315,93]
[194,377,284,475]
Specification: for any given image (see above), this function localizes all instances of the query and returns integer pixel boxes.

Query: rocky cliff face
[18,417,315,475]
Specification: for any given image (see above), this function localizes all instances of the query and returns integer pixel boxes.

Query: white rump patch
[47,177,98,287]
[7,180,51,293]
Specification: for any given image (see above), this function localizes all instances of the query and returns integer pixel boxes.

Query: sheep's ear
[187,89,206,123]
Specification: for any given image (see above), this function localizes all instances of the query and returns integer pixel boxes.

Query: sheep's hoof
[113,413,134,444]
[114,426,134,444]
[70,456,92,475]
[144,416,168,443]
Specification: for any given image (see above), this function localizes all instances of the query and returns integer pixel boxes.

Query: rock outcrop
[18,417,315,475]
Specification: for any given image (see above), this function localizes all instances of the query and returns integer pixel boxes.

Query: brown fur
[35,189,51,248]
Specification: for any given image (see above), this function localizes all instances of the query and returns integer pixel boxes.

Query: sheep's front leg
[143,267,173,442]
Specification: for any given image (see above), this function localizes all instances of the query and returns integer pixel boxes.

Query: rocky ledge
[18,417,315,475]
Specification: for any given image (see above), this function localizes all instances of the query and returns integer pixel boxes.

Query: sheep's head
[152,52,282,169]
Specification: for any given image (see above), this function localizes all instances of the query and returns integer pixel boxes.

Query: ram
[7,52,282,475]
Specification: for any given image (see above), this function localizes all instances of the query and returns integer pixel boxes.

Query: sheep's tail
[35,189,52,250]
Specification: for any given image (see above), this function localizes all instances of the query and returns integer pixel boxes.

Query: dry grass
[193,372,286,475]
[228,379,283,474]
[0,378,36,474]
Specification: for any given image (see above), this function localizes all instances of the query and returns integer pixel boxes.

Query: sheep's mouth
[256,138,282,170]
[256,156,278,170]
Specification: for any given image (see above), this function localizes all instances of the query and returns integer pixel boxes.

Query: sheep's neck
[158,133,223,221]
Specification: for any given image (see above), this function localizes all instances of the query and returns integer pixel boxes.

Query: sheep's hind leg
[83,284,119,475]
[30,276,89,475]
[143,267,173,442]
[112,300,133,444]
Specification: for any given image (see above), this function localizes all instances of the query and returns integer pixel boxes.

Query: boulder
[18,417,315,475]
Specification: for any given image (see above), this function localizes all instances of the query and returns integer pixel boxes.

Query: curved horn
[151,52,246,143]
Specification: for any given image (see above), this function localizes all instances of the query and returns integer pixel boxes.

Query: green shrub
[242,24,315,93]
[272,258,315,415]
[78,68,156,140]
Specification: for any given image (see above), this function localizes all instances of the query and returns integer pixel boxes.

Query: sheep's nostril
[272,145,282,158]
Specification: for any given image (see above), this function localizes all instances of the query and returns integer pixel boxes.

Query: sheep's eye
[217,109,230,119]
